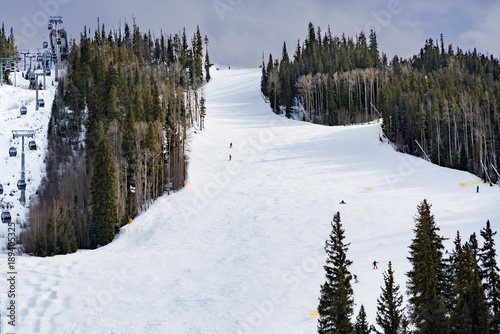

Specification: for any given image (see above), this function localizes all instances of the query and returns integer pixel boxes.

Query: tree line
[19,21,211,255]
[261,22,384,124]
[262,23,500,180]
[319,200,500,333]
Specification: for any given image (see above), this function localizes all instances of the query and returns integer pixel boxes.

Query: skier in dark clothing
[229,143,232,148]
[477,185,479,193]
[373,260,378,269]
[354,274,359,283]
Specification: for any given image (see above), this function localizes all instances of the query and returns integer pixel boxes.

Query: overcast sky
[2,0,500,67]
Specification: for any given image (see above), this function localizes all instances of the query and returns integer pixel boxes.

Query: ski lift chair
[17,179,26,191]
[1,211,11,223]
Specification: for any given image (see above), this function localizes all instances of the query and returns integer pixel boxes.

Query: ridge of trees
[21,21,211,254]
[318,200,499,333]
[262,23,500,180]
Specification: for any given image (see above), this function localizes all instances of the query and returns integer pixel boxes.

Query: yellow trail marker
[310,310,319,317]
[459,180,484,187]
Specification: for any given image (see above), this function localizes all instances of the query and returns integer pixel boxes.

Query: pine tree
[451,233,489,333]
[150,82,163,122]
[479,220,500,333]
[90,122,118,247]
[406,199,448,333]
[368,29,380,68]
[261,58,268,96]
[376,261,404,334]
[204,35,211,82]
[318,211,354,334]
[34,230,47,257]
[355,305,371,334]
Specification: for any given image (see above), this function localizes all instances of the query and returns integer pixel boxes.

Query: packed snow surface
[1,68,499,333]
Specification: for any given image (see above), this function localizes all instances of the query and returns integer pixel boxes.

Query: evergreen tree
[355,305,371,334]
[90,122,118,247]
[368,29,380,68]
[406,199,448,333]
[458,304,473,334]
[479,220,500,333]
[318,211,354,334]
[376,261,404,334]
[34,230,47,257]
[279,42,293,116]
[261,58,268,96]
[451,233,489,333]
[204,35,211,82]
[150,82,163,122]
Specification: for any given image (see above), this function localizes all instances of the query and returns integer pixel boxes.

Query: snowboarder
[354,274,358,283]
[229,142,232,148]
[373,260,378,269]
[229,155,232,161]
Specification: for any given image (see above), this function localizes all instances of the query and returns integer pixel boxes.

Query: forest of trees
[262,23,500,181]
[19,21,211,255]
[0,23,17,85]
[318,200,500,333]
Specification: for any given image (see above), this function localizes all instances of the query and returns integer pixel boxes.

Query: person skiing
[372,260,378,269]
[354,274,359,283]
[477,185,479,193]
[229,155,232,161]
[229,142,232,148]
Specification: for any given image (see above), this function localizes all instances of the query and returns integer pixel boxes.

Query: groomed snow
[1,67,499,333]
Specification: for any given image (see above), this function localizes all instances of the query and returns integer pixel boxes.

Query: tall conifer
[318,211,354,334]
[376,261,404,334]
[479,220,500,333]
[355,305,371,334]
[406,199,448,333]
[90,122,118,247]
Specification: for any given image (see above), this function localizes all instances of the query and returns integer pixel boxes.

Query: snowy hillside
[0,73,55,250]
[1,67,499,333]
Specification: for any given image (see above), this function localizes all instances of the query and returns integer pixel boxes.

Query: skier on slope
[373,260,378,269]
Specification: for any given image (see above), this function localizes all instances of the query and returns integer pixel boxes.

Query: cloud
[459,3,500,57]
[3,0,500,66]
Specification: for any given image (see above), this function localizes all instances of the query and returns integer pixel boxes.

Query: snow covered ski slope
[3,68,500,333]
[0,73,55,248]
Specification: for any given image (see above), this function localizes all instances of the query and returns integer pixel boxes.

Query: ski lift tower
[49,16,63,82]
[12,130,35,206]
[32,70,45,109]
[19,49,30,71]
